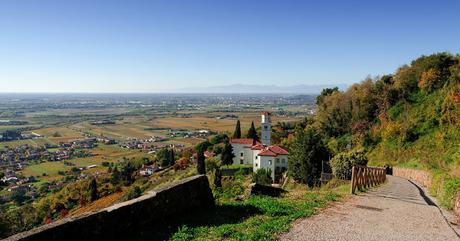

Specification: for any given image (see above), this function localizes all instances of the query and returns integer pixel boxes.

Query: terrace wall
[5,175,214,241]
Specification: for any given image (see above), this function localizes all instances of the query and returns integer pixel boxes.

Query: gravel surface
[280,175,460,241]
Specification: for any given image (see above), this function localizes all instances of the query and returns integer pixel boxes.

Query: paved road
[280,175,460,241]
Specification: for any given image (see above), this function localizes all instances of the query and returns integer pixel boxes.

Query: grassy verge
[430,170,460,209]
[170,179,349,241]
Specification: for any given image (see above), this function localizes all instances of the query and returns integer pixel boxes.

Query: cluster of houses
[119,136,167,149]
[120,138,186,154]
[0,141,94,165]
[0,138,99,191]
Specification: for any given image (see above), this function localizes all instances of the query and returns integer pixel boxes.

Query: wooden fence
[350,165,386,194]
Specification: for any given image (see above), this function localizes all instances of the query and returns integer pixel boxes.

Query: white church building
[230,112,289,182]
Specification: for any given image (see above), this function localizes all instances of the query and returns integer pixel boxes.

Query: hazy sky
[1,0,460,93]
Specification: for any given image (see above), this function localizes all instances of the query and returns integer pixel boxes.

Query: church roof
[230,138,259,146]
[257,145,289,156]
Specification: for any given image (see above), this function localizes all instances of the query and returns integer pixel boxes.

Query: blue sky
[0,0,459,93]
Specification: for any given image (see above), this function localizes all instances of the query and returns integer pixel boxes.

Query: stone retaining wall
[4,175,214,241]
[393,167,433,188]
[393,167,460,216]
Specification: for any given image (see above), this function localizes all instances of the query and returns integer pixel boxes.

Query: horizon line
[0,92,321,95]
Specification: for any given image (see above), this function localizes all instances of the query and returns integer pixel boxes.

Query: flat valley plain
[0,93,315,188]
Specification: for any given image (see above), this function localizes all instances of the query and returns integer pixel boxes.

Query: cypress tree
[88,178,98,202]
[247,121,259,141]
[233,120,241,138]
[197,149,206,174]
[214,167,222,188]
[169,148,175,166]
[111,166,121,185]
[221,139,235,166]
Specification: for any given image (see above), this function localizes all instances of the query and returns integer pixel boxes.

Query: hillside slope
[314,52,460,208]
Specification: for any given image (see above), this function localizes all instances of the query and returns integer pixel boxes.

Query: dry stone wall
[4,175,214,241]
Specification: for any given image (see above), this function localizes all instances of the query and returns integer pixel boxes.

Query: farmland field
[14,110,300,184]
[148,114,300,133]
[21,144,151,182]
[72,121,166,140]
[33,127,84,143]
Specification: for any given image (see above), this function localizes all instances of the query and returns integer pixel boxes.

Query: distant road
[280,176,460,241]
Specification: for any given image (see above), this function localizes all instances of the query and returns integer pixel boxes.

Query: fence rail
[350,165,386,194]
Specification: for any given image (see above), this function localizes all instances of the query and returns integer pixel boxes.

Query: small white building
[139,165,158,176]
[230,112,289,182]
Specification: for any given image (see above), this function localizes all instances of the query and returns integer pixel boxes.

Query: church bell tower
[261,112,271,146]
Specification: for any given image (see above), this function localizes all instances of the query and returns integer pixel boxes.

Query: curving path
[280,175,460,241]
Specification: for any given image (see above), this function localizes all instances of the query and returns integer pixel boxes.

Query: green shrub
[221,172,246,198]
[122,186,142,201]
[205,157,220,173]
[252,168,272,185]
[387,101,405,120]
[330,149,368,180]
[170,225,193,241]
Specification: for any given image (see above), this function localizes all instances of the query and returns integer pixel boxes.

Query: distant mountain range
[169,84,347,94]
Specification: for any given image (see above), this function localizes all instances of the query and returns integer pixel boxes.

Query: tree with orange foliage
[418,68,441,92]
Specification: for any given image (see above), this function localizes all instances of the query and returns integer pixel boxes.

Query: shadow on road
[407,180,436,206]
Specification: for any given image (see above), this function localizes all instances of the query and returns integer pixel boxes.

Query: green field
[1,138,55,149]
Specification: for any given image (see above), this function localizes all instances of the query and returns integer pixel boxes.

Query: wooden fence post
[350,166,356,194]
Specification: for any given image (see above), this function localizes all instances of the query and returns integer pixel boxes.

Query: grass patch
[169,183,348,241]
[223,164,253,170]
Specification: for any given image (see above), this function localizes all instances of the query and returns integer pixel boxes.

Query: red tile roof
[267,145,289,155]
[257,145,289,156]
[230,138,256,145]
[230,139,288,156]
[258,149,277,156]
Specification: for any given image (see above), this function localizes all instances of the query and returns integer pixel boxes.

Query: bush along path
[280,175,460,241]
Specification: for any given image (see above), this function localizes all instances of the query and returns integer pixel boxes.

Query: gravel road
[280,175,460,241]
